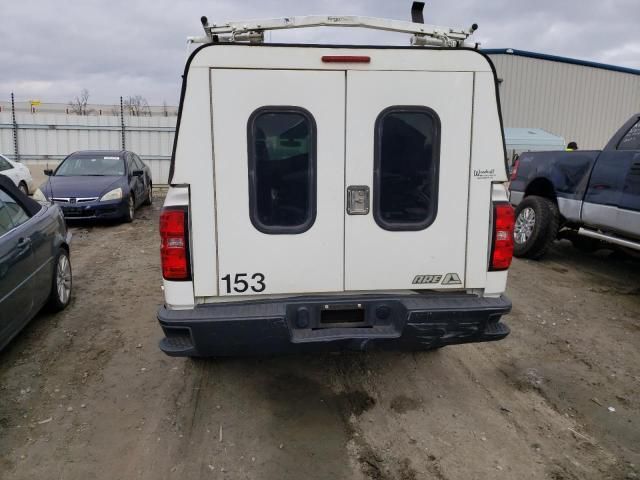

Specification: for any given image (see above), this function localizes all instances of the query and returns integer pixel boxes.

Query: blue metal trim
[483,48,640,76]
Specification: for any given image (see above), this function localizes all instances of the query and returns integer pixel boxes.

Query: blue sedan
[40,150,153,222]
[0,175,72,351]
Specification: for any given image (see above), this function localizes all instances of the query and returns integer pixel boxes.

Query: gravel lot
[0,197,638,480]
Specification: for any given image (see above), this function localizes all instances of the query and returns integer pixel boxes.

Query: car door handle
[14,237,32,260]
[17,238,32,250]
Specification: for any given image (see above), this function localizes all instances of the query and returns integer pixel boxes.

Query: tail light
[160,206,191,281]
[510,158,519,181]
[490,202,515,271]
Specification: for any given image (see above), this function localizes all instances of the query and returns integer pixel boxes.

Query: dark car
[0,175,72,351]
[40,150,153,222]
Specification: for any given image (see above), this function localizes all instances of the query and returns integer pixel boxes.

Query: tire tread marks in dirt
[330,354,425,480]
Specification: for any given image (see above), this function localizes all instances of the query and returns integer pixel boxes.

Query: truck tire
[513,195,559,259]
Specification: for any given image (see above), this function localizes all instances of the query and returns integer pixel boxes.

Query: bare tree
[68,88,91,115]
[123,95,151,116]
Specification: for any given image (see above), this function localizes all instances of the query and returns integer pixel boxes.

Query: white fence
[0,113,176,185]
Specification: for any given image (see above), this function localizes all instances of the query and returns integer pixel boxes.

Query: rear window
[0,197,14,236]
[247,107,316,234]
[0,189,29,230]
[0,156,12,171]
[374,106,441,231]
[133,155,145,170]
[618,120,640,150]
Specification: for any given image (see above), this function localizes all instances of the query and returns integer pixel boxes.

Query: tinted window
[0,190,29,228]
[374,107,440,231]
[133,155,144,170]
[618,120,640,151]
[56,154,125,176]
[248,107,316,234]
[0,199,13,235]
[0,156,11,171]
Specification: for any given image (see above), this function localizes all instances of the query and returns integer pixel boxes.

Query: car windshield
[55,155,125,176]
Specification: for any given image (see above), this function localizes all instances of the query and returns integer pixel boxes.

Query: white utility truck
[158,3,515,357]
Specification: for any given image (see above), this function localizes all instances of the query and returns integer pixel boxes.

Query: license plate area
[63,207,93,217]
[286,298,407,343]
[319,304,367,328]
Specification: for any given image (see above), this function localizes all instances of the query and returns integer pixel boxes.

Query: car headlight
[32,188,48,203]
[100,188,123,202]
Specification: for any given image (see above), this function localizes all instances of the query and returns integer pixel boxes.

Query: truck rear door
[211,69,345,296]
[344,71,473,290]
[210,67,474,296]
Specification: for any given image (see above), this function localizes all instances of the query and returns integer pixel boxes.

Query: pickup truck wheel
[513,196,559,259]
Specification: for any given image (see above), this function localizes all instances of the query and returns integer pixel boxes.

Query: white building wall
[489,53,640,149]
[0,113,175,184]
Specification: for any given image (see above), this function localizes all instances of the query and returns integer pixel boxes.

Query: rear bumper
[157,293,511,357]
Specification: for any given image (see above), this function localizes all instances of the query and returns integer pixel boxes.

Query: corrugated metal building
[485,49,640,150]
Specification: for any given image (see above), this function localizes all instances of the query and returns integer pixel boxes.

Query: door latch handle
[17,238,31,249]
[347,185,370,215]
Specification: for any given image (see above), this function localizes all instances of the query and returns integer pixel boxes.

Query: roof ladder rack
[189,2,478,48]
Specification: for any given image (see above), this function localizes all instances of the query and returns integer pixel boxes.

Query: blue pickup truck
[509,114,640,258]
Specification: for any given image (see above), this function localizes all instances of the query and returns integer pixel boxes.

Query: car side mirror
[44,169,53,176]
[132,169,144,177]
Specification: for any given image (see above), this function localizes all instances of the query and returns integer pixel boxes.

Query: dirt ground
[0,197,638,480]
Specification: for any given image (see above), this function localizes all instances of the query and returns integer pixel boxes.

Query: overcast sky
[2,0,639,105]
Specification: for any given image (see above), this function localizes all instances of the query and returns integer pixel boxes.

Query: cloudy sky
[2,0,639,106]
